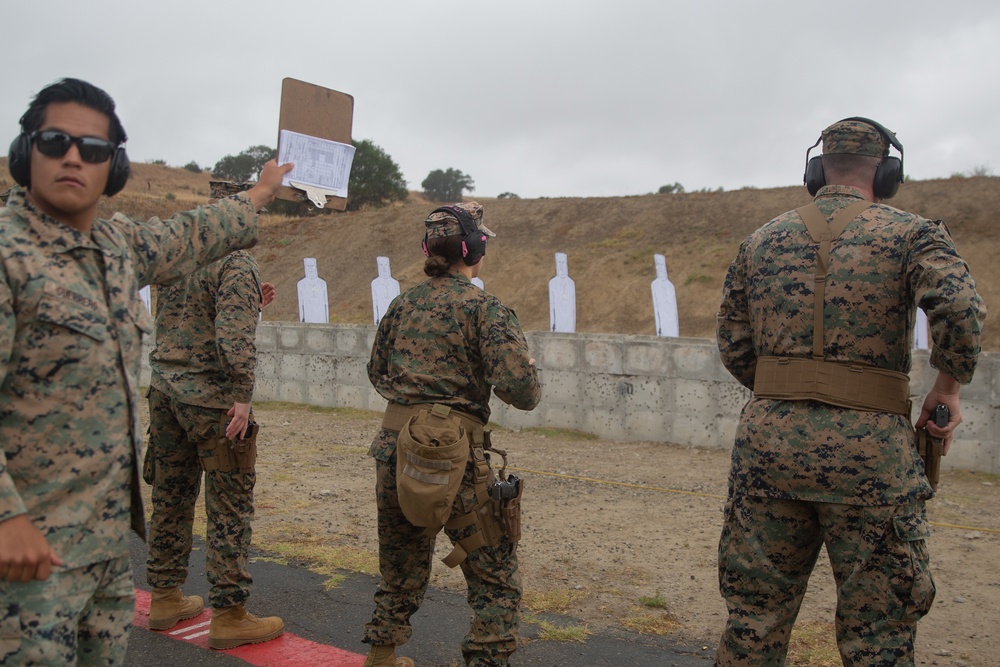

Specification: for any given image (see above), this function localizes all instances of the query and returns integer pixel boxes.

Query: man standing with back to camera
[0,77,291,665]
[714,117,985,665]
[143,235,283,647]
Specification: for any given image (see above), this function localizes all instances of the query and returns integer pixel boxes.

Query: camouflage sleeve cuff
[231,383,255,404]
[929,346,979,385]
[232,191,259,214]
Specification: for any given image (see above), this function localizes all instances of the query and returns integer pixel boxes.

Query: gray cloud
[4,0,998,198]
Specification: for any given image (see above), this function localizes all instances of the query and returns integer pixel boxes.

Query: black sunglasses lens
[77,138,114,164]
[34,131,114,163]
[34,131,72,158]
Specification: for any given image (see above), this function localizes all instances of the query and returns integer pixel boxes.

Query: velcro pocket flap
[36,281,107,341]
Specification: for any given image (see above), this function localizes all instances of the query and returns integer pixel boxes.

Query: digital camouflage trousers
[364,452,522,667]
[144,388,256,609]
[0,555,133,666]
[715,494,935,666]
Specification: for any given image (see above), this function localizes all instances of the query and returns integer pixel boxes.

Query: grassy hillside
[2,160,996,350]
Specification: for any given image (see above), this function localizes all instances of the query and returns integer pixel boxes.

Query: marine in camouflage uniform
[145,246,282,646]
[713,119,986,666]
[364,203,541,667]
[0,78,289,665]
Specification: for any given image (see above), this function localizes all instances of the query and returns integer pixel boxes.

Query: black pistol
[933,403,949,428]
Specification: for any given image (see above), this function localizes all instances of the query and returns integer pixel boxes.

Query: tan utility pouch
[915,427,942,491]
[199,415,259,474]
[396,404,471,533]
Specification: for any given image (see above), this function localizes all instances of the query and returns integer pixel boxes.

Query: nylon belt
[382,402,484,436]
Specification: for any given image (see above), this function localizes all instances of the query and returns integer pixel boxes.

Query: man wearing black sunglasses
[0,78,292,665]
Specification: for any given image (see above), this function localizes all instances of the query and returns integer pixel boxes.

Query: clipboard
[276,78,354,211]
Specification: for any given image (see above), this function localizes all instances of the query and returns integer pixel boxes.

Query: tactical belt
[752,201,910,417]
[382,402,504,567]
[754,357,911,415]
[382,402,484,435]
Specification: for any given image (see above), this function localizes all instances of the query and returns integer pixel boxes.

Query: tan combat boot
[363,644,415,667]
[149,586,204,630]
[208,603,284,650]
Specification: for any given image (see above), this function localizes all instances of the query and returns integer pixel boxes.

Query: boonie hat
[424,201,496,240]
[821,119,890,157]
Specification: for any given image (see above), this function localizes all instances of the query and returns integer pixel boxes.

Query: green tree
[347,139,408,211]
[657,182,685,195]
[422,168,475,202]
[497,192,520,199]
[212,145,277,182]
[183,161,202,173]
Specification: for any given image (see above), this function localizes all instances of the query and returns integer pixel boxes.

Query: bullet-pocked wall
[141,323,1000,474]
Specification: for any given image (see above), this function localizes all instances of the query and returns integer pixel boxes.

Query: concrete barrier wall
[140,323,1000,474]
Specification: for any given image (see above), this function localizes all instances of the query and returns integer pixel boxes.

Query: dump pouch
[383,403,520,568]
[396,404,471,532]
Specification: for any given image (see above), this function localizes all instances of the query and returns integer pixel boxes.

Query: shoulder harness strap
[794,200,873,358]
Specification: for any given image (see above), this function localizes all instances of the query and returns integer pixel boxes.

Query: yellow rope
[509,466,1000,535]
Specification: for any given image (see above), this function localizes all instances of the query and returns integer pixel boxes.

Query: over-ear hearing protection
[8,130,131,197]
[803,116,904,199]
[422,206,488,266]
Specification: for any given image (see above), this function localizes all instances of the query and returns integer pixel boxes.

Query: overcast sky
[5,1,999,199]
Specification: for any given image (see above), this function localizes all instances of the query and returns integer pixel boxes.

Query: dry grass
[5,158,997,351]
[786,621,841,667]
[523,588,589,614]
[521,616,591,642]
[619,607,683,636]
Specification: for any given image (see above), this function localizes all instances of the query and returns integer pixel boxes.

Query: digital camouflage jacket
[150,251,261,409]
[0,189,259,566]
[717,185,986,505]
[368,273,540,460]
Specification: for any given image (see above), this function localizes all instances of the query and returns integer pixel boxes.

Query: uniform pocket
[19,282,109,387]
[890,509,936,623]
[36,281,108,341]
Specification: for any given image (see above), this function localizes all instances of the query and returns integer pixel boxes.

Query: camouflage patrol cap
[424,201,496,239]
[821,119,889,157]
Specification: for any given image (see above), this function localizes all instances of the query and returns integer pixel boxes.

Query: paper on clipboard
[276,78,354,210]
[277,130,356,208]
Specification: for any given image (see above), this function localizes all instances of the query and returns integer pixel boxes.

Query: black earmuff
[802,116,904,199]
[7,131,131,197]
[105,146,130,197]
[423,206,487,266]
[8,133,31,188]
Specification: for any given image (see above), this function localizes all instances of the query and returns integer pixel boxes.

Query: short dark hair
[20,78,127,145]
[821,153,879,182]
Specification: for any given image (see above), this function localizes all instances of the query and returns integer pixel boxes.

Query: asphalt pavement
[125,534,714,666]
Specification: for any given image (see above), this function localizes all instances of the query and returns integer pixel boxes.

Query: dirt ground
[141,401,1000,667]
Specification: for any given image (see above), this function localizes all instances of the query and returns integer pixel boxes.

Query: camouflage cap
[424,201,496,239]
[821,119,889,157]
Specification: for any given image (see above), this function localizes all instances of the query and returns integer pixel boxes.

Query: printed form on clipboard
[277,129,356,208]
